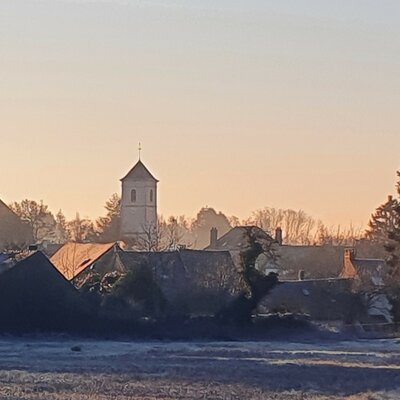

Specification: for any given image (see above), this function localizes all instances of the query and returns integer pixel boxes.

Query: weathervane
[138,142,142,160]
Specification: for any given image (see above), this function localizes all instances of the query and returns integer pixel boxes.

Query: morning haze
[1,0,399,226]
[2,2,400,399]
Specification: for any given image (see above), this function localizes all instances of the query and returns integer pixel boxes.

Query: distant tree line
[7,194,365,250]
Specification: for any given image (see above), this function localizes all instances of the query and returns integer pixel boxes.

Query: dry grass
[0,339,398,399]
[0,370,387,400]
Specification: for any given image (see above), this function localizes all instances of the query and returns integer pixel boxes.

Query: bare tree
[317,223,363,246]
[136,220,165,251]
[164,216,185,250]
[244,207,318,245]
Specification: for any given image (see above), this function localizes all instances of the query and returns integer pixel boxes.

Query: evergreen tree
[384,171,400,283]
[96,193,121,242]
[366,190,399,243]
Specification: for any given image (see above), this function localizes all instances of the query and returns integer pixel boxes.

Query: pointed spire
[121,160,158,182]
[138,142,142,161]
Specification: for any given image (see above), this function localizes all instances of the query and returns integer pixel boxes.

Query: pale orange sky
[1,0,399,228]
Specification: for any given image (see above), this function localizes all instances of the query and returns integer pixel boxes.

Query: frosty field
[0,338,399,399]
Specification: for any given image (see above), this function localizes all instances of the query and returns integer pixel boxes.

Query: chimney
[275,227,283,246]
[388,195,393,202]
[209,227,218,249]
[344,248,355,262]
[341,248,357,278]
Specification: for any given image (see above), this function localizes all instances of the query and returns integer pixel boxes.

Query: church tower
[120,159,158,240]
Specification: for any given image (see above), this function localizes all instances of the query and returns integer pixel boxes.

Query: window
[131,189,136,203]
[150,189,154,202]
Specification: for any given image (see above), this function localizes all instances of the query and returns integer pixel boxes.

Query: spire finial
[138,142,142,160]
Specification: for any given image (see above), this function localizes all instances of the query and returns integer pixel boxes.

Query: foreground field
[0,338,398,399]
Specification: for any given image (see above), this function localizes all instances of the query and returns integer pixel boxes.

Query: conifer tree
[96,193,121,242]
[384,171,400,283]
[366,190,399,243]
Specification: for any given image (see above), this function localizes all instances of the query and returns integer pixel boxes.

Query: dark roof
[0,200,33,248]
[352,257,386,286]
[0,252,14,274]
[206,226,274,251]
[40,243,63,258]
[119,250,187,277]
[0,200,12,218]
[119,249,238,276]
[118,249,243,295]
[276,245,346,279]
[0,251,82,331]
[117,249,244,315]
[3,251,72,284]
[353,258,385,271]
[259,278,360,321]
[0,253,10,264]
[0,200,23,223]
[179,249,236,272]
[121,160,158,182]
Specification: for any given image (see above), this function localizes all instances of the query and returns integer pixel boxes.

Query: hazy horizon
[1,0,399,227]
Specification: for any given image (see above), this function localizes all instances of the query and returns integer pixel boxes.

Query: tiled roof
[51,242,117,280]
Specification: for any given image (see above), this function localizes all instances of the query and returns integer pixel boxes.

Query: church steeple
[120,157,158,241]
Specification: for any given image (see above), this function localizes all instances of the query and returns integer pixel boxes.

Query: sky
[0,0,399,228]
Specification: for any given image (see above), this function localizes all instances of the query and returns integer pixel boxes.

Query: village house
[50,241,244,315]
[0,251,84,331]
[206,225,394,323]
[205,225,386,280]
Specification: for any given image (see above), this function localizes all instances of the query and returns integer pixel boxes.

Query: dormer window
[131,189,136,203]
[150,189,154,202]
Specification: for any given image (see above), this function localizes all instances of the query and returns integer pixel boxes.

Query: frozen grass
[0,338,398,399]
